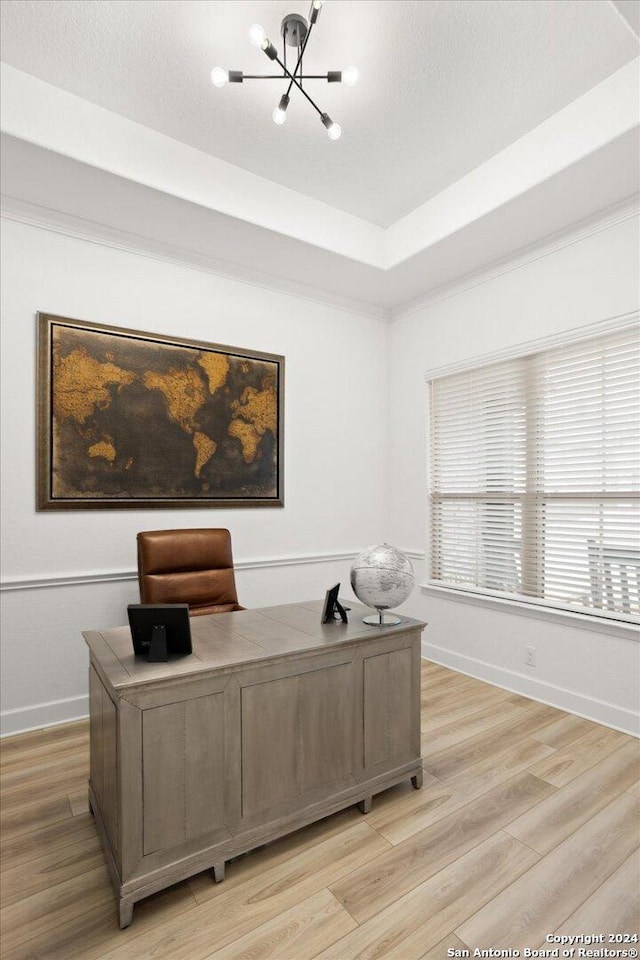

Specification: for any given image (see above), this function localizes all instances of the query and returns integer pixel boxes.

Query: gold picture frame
[36,313,284,510]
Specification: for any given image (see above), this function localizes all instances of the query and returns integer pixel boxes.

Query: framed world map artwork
[36,314,284,510]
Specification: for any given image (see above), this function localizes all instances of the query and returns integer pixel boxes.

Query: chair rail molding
[1,548,426,592]
[0,549,361,592]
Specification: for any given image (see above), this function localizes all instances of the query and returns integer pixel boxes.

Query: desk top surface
[83,600,426,692]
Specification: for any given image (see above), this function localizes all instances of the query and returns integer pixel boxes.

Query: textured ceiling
[0,0,637,227]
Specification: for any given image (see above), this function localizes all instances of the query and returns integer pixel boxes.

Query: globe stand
[363,609,402,626]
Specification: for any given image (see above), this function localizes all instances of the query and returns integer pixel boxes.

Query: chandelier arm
[274,55,324,117]
[241,75,330,79]
[284,20,314,98]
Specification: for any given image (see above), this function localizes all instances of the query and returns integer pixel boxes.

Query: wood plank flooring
[1,662,638,960]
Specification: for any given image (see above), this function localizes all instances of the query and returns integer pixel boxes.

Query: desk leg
[358,796,372,814]
[411,770,424,790]
[212,861,225,883]
[119,897,134,929]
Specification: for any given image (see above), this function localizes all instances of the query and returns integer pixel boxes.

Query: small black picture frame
[321,584,348,624]
[127,603,193,662]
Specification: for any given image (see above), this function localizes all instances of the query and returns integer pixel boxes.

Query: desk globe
[350,544,415,625]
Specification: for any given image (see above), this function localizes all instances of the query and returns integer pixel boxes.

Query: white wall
[387,213,640,734]
[2,209,639,737]
[0,218,388,734]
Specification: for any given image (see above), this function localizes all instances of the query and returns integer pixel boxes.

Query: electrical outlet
[525,645,537,667]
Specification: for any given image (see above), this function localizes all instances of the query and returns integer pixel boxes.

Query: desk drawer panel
[142,693,225,856]
[241,674,299,817]
[363,648,413,769]
[300,663,352,793]
[89,666,118,853]
[241,662,354,819]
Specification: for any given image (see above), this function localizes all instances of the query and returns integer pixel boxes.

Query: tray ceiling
[1,0,637,227]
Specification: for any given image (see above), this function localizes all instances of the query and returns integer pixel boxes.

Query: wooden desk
[83,600,425,927]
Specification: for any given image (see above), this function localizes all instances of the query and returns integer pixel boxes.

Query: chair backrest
[137,528,242,616]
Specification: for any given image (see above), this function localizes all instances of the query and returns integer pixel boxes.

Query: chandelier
[210,1,358,140]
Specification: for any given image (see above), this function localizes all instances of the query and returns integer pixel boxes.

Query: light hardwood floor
[1,661,638,960]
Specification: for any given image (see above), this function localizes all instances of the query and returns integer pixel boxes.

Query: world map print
[45,320,282,505]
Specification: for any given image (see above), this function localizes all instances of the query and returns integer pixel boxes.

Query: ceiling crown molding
[386,58,640,269]
[392,195,640,323]
[0,193,391,323]
[0,63,386,268]
[608,0,640,38]
[1,57,638,312]
[2,59,638,273]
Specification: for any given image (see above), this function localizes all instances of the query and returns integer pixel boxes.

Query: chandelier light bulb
[309,0,323,24]
[342,65,359,87]
[249,24,267,48]
[210,67,229,88]
[272,93,290,126]
[321,112,341,140]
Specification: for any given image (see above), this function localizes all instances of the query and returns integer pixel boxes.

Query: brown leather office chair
[137,528,244,616]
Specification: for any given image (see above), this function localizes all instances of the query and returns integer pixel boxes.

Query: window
[428,323,640,624]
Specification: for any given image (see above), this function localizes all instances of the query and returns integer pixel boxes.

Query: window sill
[419,583,640,641]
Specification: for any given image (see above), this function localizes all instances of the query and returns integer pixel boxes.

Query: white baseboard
[1,694,89,738]
[1,550,369,737]
[422,640,640,737]
[3,650,636,738]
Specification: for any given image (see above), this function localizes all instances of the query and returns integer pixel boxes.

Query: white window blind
[429,325,640,624]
